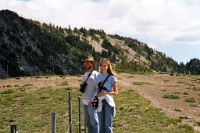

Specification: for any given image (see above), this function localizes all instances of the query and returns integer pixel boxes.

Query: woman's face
[100,61,109,73]
[84,62,93,71]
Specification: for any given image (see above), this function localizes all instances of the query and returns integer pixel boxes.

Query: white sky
[0,0,200,63]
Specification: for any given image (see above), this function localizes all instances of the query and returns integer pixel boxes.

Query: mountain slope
[0,9,199,78]
[0,10,79,77]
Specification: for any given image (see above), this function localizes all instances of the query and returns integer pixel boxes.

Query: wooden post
[84,117,86,133]
[78,96,81,133]
[10,125,17,133]
[68,92,72,133]
[52,112,56,133]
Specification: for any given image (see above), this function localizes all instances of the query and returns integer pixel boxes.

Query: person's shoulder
[97,73,103,77]
[110,74,117,80]
[92,70,99,75]
[92,70,98,73]
[109,74,115,78]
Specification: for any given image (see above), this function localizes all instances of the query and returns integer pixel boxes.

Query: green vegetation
[0,86,194,133]
[0,89,15,94]
[163,79,170,83]
[14,85,19,87]
[186,87,200,91]
[6,85,12,88]
[177,81,185,84]
[166,85,179,87]
[191,87,200,91]
[185,83,196,86]
[179,124,194,132]
[186,97,196,103]
[132,82,151,85]
[59,81,69,86]
[23,84,33,87]
[197,122,200,126]
[183,92,189,95]
[163,94,180,99]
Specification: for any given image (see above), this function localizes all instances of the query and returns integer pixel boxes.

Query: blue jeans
[98,99,114,133]
[83,104,99,133]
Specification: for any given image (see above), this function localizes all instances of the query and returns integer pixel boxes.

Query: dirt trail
[117,73,200,132]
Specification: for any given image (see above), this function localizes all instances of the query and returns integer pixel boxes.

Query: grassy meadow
[0,74,198,133]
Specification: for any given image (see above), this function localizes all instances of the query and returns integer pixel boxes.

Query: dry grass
[0,73,200,132]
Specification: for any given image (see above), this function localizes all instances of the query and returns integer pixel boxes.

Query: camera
[98,81,108,92]
[92,96,98,109]
[79,82,87,93]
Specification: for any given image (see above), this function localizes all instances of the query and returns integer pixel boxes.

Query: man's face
[83,61,93,71]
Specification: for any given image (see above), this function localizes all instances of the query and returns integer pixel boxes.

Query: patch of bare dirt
[1,73,200,132]
[117,73,200,132]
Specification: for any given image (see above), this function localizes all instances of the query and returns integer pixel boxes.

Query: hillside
[0,9,200,78]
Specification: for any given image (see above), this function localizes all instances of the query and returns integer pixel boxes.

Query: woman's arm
[98,82,118,97]
[108,82,118,96]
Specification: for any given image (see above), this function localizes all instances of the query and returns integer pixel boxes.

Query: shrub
[186,97,196,103]
[23,84,33,87]
[133,82,150,85]
[163,94,180,99]
[0,89,15,94]
[6,85,12,88]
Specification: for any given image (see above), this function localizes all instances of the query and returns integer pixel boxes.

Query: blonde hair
[99,58,117,76]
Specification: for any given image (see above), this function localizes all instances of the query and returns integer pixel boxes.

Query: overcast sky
[0,0,200,64]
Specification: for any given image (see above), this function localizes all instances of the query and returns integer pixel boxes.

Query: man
[81,56,99,133]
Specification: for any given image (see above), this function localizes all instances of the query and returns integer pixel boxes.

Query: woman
[81,56,99,133]
[97,58,118,133]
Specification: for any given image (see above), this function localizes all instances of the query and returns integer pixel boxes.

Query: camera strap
[84,70,93,83]
[93,73,111,109]
[98,73,111,92]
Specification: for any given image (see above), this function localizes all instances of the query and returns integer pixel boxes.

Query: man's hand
[88,101,93,106]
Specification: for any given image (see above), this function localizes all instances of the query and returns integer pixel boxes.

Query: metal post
[78,96,81,133]
[52,112,56,133]
[10,125,17,133]
[69,92,72,133]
